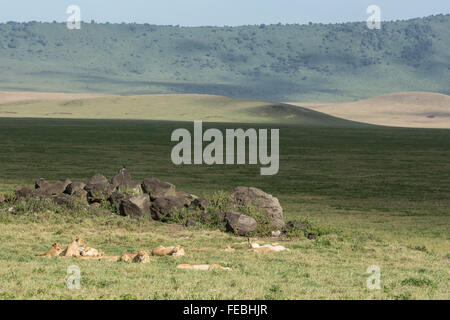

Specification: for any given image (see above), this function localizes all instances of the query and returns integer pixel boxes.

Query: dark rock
[15,187,36,200]
[150,196,185,221]
[85,174,114,203]
[109,191,126,212]
[72,189,88,204]
[85,174,109,189]
[34,178,50,190]
[86,183,115,204]
[185,219,197,227]
[229,186,284,229]
[142,178,176,200]
[175,191,198,207]
[215,211,226,223]
[117,181,142,195]
[307,233,316,240]
[111,168,132,188]
[200,212,212,223]
[225,211,258,236]
[119,195,151,218]
[52,194,79,209]
[40,179,72,196]
[64,182,86,195]
[190,197,209,211]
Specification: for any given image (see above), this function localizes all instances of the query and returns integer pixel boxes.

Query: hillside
[0,92,358,126]
[0,15,449,102]
[290,92,450,128]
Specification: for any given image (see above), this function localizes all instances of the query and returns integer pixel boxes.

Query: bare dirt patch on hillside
[0,91,112,104]
[288,92,450,128]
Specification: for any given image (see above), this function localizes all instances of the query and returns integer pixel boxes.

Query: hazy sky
[0,0,449,26]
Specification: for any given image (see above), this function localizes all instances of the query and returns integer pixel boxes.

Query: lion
[80,247,105,257]
[60,237,86,257]
[152,245,185,257]
[250,242,289,253]
[224,246,235,253]
[119,252,138,262]
[36,242,63,257]
[132,250,150,263]
[176,264,230,271]
[120,250,150,263]
[171,245,185,257]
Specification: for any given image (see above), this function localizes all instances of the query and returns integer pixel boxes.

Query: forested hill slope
[0,15,449,102]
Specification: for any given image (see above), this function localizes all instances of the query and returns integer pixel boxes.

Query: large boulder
[119,195,151,218]
[229,187,284,229]
[225,211,258,236]
[86,184,115,203]
[39,179,72,196]
[150,196,185,221]
[142,178,176,200]
[111,168,132,188]
[85,174,109,189]
[85,174,114,203]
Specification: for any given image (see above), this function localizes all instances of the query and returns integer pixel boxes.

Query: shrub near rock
[229,186,285,230]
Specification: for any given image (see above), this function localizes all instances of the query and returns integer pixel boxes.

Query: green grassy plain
[0,118,448,299]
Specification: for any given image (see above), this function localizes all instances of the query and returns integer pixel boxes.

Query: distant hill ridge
[0,15,449,101]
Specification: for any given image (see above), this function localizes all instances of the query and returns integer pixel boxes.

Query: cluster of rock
[10,169,285,236]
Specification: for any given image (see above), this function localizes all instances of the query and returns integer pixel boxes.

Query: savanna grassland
[0,118,448,300]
